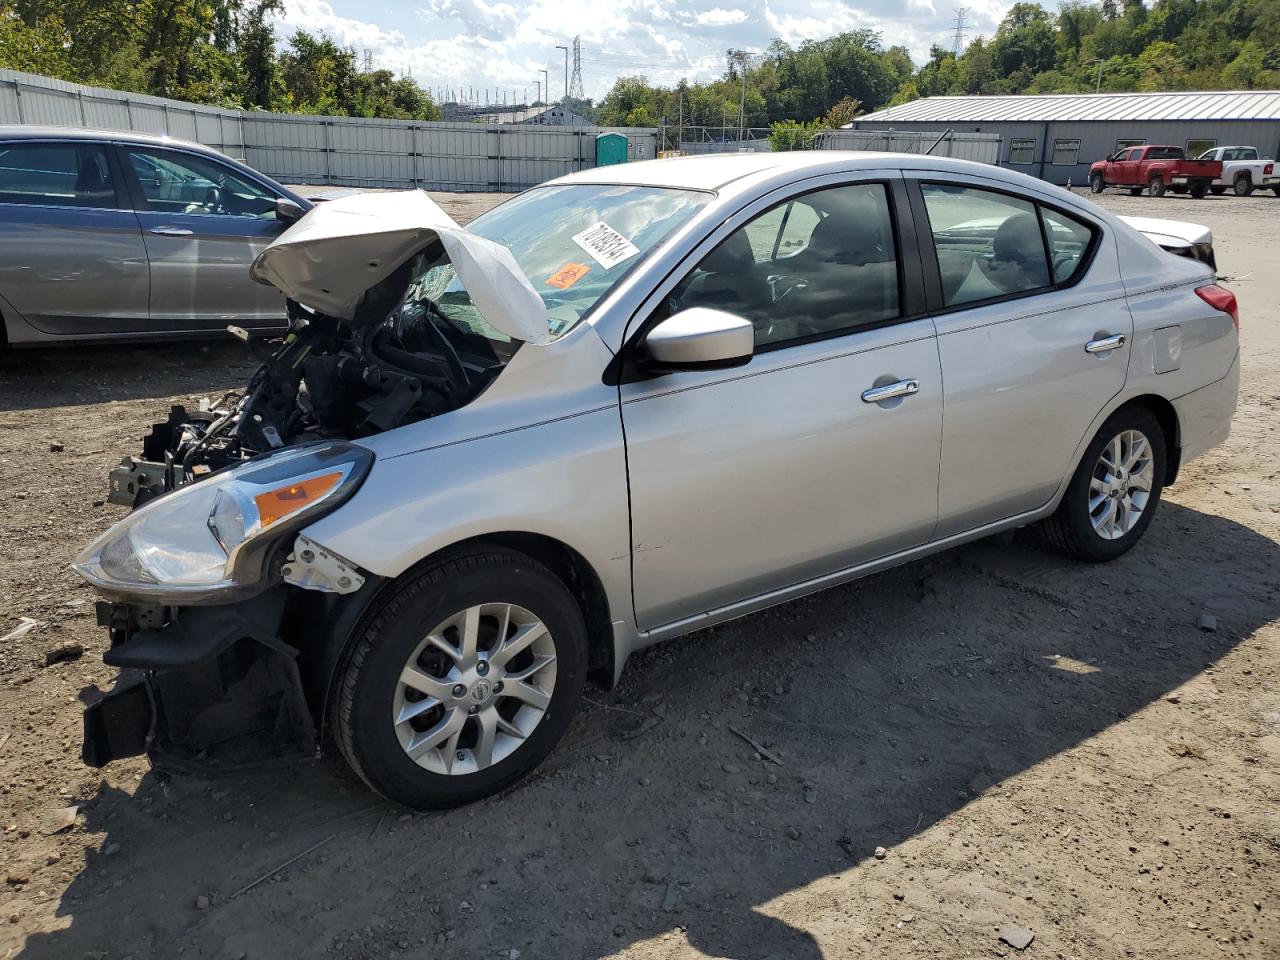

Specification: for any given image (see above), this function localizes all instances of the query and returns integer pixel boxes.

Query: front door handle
[861,378,920,404]
[150,226,194,237]
[1085,333,1126,354]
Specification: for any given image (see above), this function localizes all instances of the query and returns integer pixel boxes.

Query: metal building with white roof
[850,90,1280,186]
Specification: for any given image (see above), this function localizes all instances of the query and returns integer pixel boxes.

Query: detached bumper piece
[84,589,315,773]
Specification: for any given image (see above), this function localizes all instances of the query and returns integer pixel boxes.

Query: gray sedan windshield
[410,184,711,341]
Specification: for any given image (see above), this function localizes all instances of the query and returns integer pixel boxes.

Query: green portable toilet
[595,132,629,167]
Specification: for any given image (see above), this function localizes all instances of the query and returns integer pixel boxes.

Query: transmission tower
[361,48,373,73]
[568,36,585,100]
[951,8,969,56]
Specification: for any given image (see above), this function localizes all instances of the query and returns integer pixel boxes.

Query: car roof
[548,151,1034,193]
[0,125,220,154]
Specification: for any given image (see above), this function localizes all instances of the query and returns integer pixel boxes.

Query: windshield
[399,184,711,343]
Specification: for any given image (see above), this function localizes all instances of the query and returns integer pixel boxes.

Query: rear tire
[1147,177,1165,197]
[1089,173,1106,194]
[1041,407,1166,563]
[336,546,588,808]
[1234,173,1254,197]
[1210,185,1227,195]
[1273,185,1280,198]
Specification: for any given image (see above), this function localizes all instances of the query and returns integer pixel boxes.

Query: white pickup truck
[1195,145,1279,196]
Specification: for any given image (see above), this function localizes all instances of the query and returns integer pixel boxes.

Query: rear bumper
[1173,349,1240,464]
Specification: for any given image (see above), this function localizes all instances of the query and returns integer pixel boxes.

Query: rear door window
[920,183,1051,308]
[669,182,901,348]
[0,142,118,209]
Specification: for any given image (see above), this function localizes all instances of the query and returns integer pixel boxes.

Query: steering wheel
[768,274,809,303]
[202,185,225,215]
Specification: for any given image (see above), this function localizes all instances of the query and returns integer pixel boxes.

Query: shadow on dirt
[17,500,1277,959]
[0,341,256,412]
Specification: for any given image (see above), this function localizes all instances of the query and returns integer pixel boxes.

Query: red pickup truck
[1089,145,1223,198]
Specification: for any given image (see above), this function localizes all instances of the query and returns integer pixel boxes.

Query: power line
[569,36,585,100]
[951,7,970,56]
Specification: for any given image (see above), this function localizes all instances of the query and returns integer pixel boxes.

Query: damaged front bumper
[83,588,315,773]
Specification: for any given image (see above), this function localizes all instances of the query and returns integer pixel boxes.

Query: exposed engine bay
[108,245,519,508]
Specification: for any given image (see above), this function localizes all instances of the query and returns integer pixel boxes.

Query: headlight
[73,442,373,604]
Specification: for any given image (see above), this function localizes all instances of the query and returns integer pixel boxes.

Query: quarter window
[921,184,1051,308]
[669,183,900,348]
[126,149,278,218]
[1051,139,1081,165]
[1009,138,1037,165]
[0,143,118,209]
[1040,207,1094,285]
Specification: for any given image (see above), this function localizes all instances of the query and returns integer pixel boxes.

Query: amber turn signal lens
[254,472,343,527]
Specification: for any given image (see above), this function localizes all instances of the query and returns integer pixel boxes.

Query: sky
[273,0,1017,103]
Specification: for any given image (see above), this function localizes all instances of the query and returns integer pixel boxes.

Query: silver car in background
[72,153,1240,809]
[0,126,309,346]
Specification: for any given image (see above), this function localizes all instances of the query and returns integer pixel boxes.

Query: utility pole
[734,51,749,143]
[677,82,684,151]
[1092,58,1105,92]
[539,69,549,113]
[552,44,568,119]
[534,79,542,109]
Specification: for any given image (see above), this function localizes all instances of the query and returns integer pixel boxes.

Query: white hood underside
[251,191,553,345]
[1117,214,1212,249]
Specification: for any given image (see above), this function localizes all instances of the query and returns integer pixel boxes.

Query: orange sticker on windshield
[545,262,591,289]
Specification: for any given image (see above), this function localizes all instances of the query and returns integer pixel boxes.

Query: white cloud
[275,0,979,100]
[694,7,750,25]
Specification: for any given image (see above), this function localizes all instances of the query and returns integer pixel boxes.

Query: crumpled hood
[250,190,553,345]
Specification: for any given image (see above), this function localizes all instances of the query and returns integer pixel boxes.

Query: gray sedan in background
[0,126,310,346]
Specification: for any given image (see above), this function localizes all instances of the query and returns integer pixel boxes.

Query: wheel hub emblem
[470,679,492,702]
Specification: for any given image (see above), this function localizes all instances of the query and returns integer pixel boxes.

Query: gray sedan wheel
[1041,407,1166,562]
[336,546,587,808]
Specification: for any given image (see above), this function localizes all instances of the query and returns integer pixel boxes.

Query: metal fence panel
[0,69,660,192]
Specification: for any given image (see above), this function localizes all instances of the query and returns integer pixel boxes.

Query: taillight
[1266,163,1274,176]
[1196,283,1239,330]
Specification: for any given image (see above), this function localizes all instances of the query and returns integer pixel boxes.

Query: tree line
[0,0,442,120]
[593,0,1278,140]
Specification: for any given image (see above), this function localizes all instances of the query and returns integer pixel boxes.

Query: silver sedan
[73,153,1240,808]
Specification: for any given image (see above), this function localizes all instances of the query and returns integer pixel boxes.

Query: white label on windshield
[571,221,640,269]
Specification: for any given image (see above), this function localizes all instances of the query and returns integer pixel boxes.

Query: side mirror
[641,307,754,372]
[275,197,305,224]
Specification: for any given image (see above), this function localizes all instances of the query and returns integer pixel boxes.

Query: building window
[1051,139,1081,165]
[1186,138,1217,159]
[1115,138,1145,153]
[1009,138,1037,165]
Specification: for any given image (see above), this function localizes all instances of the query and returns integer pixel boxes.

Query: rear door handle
[1085,333,1126,354]
[150,226,194,237]
[861,379,920,403]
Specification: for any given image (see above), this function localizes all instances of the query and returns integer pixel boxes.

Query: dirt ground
[1,186,1277,960]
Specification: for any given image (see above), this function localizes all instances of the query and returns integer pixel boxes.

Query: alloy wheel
[1088,429,1155,540]
[392,603,558,775]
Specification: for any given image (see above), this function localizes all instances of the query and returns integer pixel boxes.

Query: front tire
[1041,408,1166,563]
[1147,176,1166,197]
[1189,180,1209,198]
[1128,187,1142,196]
[1089,173,1106,194]
[1210,185,1227,195]
[336,547,587,808]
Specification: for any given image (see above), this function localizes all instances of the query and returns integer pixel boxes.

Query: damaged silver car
[75,154,1240,808]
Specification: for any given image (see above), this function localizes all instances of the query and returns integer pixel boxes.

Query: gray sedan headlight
[74,442,373,604]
